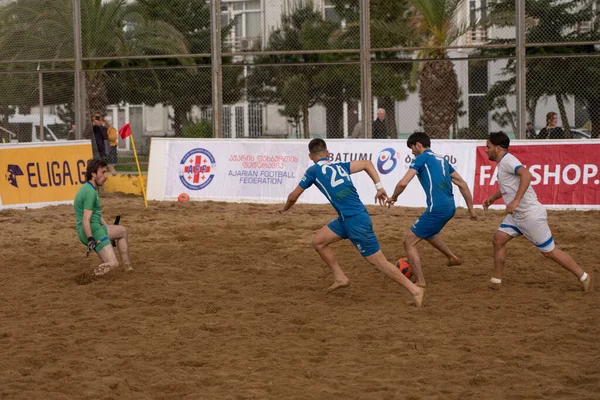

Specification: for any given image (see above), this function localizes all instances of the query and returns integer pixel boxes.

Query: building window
[469,60,488,95]
[235,106,244,137]
[324,0,340,23]
[468,96,488,137]
[468,59,489,136]
[223,106,232,138]
[249,103,263,137]
[221,0,261,51]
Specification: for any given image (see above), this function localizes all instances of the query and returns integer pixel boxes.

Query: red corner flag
[119,123,132,140]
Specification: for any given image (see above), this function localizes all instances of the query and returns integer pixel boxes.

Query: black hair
[488,131,510,149]
[308,138,327,155]
[406,131,431,149]
[85,158,108,181]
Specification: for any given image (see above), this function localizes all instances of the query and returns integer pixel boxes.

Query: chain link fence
[1,0,599,170]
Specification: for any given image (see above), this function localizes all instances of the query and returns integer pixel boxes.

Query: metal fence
[0,0,599,169]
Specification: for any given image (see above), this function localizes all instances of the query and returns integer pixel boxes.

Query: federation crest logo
[377,148,398,175]
[179,148,216,190]
[5,164,24,188]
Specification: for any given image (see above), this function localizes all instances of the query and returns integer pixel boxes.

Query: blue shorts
[411,208,455,239]
[327,212,380,257]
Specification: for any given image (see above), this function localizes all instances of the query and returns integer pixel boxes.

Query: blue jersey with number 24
[299,158,366,219]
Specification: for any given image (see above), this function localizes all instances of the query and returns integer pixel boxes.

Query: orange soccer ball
[395,257,413,279]
[178,193,190,203]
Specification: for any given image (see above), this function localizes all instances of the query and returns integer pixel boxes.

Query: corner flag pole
[129,134,148,208]
[120,123,148,208]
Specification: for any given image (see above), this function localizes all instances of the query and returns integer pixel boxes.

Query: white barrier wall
[147,138,478,208]
[147,138,600,210]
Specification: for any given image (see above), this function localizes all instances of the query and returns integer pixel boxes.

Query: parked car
[570,129,591,139]
[6,114,66,142]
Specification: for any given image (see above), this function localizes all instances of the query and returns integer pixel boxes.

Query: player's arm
[280,186,305,213]
[483,191,502,211]
[349,160,388,205]
[82,209,93,239]
[387,169,417,207]
[506,166,531,214]
[82,209,99,256]
[100,217,108,226]
[450,171,477,220]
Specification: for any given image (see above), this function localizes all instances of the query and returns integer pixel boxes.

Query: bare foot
[416,282,427,288]
[123,264,134,272]
[488,280,502,290]
[94,264,114,277]
[412,287,425,307]
[447,257,462,267]
[326,279,350,294]
[582,274,593,292]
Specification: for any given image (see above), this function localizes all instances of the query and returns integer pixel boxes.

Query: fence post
[73,0,84,140]
[516,0,526,139]
[38,66,44,142]
[360,0,372,139]
[211,0,223,138]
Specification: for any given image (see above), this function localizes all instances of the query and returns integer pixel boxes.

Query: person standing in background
[373,108,396,139]
[91,112,107,162]
[537,112,565,139]
[104,115,118,174]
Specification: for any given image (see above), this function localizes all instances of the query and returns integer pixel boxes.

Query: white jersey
[497,153,545,220]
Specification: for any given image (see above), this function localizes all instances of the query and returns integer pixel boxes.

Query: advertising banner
[161,139,478,209]
[0,142,93,208]
[164,141,306,201]
[300,140,477,208]
[474,143,600,207]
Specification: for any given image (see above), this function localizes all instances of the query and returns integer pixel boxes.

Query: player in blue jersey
[280,138,425,307]
[386,132,477,287]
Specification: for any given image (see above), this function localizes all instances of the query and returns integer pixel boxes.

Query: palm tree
[0,0,190,119]
[409,0,467,138]
[113,0,244,137]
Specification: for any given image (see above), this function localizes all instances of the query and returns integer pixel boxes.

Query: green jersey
[74,182,102,233]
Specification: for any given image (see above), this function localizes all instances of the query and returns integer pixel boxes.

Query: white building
[117,0,592,142]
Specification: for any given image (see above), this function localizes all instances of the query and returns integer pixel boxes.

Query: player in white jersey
[483,131,592,291]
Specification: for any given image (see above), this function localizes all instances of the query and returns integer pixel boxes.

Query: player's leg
[95,244,120,276]
[426,235,462,266]
[312,222,348,293]
[489,216,521,289]
[404,229,425,287]
[491,230,513,288]
[541,248,591,290]
[346,212,425,306]
[84,225,118,276]
[108,224,132,271]
[406,210,454,287]
[364,250,425,307]
[423,209,459,266]
[521,215,592,291]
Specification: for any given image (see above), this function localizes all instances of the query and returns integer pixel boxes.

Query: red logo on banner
[474,143,600,206]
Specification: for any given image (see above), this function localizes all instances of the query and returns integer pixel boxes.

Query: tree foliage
[483,0,600,138]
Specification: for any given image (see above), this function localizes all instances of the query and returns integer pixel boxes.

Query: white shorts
[497,212,555,253]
